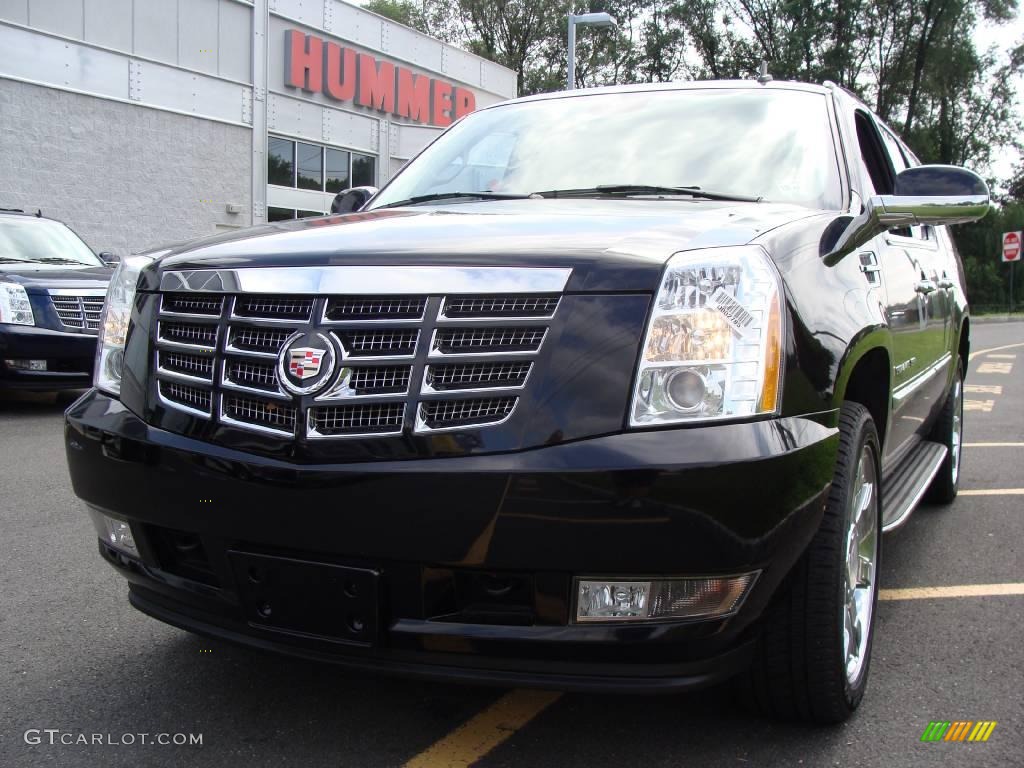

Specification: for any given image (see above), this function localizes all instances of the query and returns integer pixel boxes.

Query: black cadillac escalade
[64,81,988,723]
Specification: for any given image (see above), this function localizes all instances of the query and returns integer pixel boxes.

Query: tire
[926,359,964,504]
[741,402,881,723]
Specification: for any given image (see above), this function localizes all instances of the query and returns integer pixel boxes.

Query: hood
[0,264,113,293]
[150,200,826,293]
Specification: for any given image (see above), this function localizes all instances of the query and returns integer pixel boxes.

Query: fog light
[575,573,759,623]
[87,506,138,557]
[5,358,47,371]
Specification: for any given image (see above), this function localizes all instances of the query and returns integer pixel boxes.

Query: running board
[881,440,948,533]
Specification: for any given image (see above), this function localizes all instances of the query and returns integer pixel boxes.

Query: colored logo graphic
[921,721,997,742]
[287,347,324,381]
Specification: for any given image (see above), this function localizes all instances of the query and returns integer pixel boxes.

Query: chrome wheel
[951,376,963,485]
[843,443,878,688]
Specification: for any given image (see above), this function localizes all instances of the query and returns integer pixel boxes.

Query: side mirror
[98,251,120,266]
[823,165,990,266]
[330,186,379,214]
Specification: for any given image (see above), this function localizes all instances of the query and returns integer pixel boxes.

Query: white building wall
[0,0,517,249]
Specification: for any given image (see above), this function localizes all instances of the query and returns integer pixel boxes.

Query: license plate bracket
[228,551,379,646]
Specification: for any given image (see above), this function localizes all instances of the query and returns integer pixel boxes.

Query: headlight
[631,245,783,426]
[0,282,35,326]
[95,255,153,396]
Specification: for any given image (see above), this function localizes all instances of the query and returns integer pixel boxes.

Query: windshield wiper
[374,191,533,210]
[535,185,763,203]
[32,257,87,265]
[0,257,28,263]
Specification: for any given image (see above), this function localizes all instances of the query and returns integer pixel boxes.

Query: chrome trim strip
[305,406,405,439]
[319,301,426,326]
[427,328,547,359]
[315,366,413,401]
[157,385,211,419]
[329,330,419,362]
[223,342,279,360]
[436,298,559,323]
[219,365,290,400]
[892,352,952,406]
[47,288,107,297]
[882,445,948,533]
[219,394,296,437]
[161,267,573,295]
[155,365,214,385]
[420,363,533,395]
[413,398,519,434]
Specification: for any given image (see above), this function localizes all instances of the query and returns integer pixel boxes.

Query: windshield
[0,217,103,267]
[370,88,844,211]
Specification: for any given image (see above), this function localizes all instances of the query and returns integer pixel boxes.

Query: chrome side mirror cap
[330,186,379,214]
[822,165,990,266]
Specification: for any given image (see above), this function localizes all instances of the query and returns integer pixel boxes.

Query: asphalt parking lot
[1,321,1021,768]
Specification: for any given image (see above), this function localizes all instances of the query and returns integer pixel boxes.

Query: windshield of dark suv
[370,87,844,211]
[0,216,103,267]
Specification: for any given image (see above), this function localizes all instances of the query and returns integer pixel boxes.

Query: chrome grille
[443,295,559,318]
[309,403,405,436]
[419,397,517,429]
[326,296,426,321]
[338,330,419,357]
[235,296,314,320]
[426,362,531,390]
[224,395,297,433]
[225,358,278,391]
[162,293,223,316]
[159,351,214,381]
[151,281,563,439]
[433,327,546,354]
[159,381,212,414]
[160,321,218,348]
[49,294,105,333]
[228,326,292,355]
[349,366,411,393]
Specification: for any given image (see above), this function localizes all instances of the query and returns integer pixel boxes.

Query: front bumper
[0,324,96,390]
[66,390,839,692]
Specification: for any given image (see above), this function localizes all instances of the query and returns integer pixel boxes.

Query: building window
[267,207,296,221]
[325,148,351,193]
[268,138,295,187]
[296,142,323,191]
[352,154,376,187]
[268,136,376,191]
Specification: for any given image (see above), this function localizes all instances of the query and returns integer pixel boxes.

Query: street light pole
[566,12,617,90]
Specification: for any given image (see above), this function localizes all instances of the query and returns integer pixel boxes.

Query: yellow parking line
[880,583,1024,601]
[964,384,1002,394]
[963,442,1024,447]
[958,488,1024,496]
[969,341,1024,361]
[403,689,562,768]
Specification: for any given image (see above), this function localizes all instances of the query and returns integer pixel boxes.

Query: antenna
[757,60,773,85]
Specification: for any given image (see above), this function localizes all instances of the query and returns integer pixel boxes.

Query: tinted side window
[855,111,894,196]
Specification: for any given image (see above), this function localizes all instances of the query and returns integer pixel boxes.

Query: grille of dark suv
[151,286,561,439]
[49,293,106,333]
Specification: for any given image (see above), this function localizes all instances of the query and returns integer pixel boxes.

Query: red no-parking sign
[1003,231,1022,262]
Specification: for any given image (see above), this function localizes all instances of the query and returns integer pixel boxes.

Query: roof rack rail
[0,208,42,216]
[0,207,25,213]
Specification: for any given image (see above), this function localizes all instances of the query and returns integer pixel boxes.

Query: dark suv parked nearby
[1,210,115,390]
[64,80,987,723]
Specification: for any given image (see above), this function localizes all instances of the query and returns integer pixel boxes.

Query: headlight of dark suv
[631,245,784,426]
